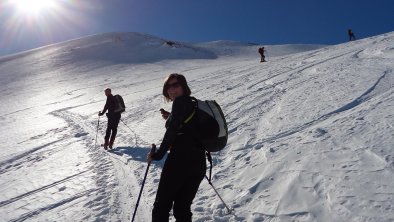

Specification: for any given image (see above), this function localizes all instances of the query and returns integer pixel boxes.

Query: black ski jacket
[102,94,116,114]
[152,95,205,167]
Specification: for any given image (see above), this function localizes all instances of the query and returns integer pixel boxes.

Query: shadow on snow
[108,146,165,168]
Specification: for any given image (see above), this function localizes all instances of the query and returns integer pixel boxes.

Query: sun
[12,0,57,15]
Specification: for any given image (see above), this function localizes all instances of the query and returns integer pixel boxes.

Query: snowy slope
[0,32,393,222]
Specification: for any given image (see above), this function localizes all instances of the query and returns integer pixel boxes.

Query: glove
[160,108,170,120]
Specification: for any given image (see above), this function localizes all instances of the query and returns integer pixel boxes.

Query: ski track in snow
[253,68,393,146]
[50,107,149,221]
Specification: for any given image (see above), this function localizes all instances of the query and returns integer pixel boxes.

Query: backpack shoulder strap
[182,97,198,125]
[183,109,195,124]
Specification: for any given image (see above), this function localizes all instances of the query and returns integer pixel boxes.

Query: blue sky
[1,0,394,56]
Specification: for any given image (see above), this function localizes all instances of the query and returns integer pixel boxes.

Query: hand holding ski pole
[147,144,157,162]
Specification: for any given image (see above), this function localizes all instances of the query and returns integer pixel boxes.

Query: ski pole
[120,119,139,146]
[121,119,134,132]
[94,113,100,149]
[205,176,233,214]
[131,144,156,222]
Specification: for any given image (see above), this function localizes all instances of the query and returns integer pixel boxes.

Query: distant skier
[258,47,266,62]
[348,29,356,41]
[98,88,121,150]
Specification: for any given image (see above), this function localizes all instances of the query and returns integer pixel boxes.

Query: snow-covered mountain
[0,32,393,222]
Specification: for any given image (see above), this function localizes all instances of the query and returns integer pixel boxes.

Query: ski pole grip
[148,144,157,164]
[151,144,157,154]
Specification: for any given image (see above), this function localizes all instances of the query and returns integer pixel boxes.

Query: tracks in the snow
[50,107,153,221]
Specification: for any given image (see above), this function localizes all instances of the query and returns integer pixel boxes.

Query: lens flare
[1,0,97,54]
[12,0,57,15]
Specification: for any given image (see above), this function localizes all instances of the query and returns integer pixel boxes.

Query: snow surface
[0,31,393,222]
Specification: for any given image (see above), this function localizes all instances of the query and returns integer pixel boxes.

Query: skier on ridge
[348,29,356,41]
[258,47,266,62]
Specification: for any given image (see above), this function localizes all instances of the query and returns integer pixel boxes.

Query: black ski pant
[105,113,121,142]
[152,155,205,222]
[261,55,266,62]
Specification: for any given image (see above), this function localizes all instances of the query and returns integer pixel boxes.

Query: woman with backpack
[147,73,206,222]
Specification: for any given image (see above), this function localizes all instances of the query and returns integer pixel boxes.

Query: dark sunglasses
[166,81,181,89]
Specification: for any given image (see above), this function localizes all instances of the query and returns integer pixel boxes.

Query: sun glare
[12,0,57,14]
[4,0,89,48]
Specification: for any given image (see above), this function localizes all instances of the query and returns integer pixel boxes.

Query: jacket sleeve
[152,96,187,160]
[101,97,110,114]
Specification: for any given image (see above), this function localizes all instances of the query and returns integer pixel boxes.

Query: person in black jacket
[348,29,356,41]
[147,73,206,222]
[258,47,266,62]
[98,88,121,149]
